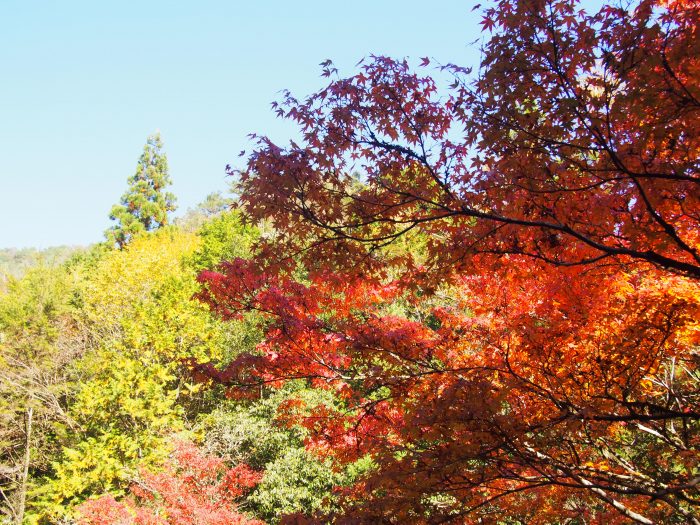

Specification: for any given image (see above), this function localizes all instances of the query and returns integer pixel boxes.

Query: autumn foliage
[196,0,700,523]
[76,442,262,525]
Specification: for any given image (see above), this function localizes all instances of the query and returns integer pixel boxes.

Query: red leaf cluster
[199,0,699,522]
[76,442,262,525]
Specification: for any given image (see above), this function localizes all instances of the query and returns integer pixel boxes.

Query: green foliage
[25,214,263,522]
[187,209,258,272]
[175,191,234,233]
[0,266,75,356]
[249,447,341,520]
[29,231,196,519]
[1,190,367,524]
[0,264,82,523]
[105,133,177,248]
[0,265,78,451]
[30,355,180,522]
[31,431,168,523]
[201,384,367,523]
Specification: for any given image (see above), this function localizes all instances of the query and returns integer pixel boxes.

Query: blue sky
[0,1,482,248]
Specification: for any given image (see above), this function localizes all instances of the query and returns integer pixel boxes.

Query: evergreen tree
[105,133,177,248]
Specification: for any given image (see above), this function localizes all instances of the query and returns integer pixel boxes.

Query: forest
[1,0,698,523]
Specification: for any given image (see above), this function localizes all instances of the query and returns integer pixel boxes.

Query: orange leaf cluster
[200,1,699,522]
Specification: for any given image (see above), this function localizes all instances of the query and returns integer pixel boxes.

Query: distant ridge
[0,246,84,282]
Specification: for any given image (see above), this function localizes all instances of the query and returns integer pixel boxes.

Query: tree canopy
[197,0,700,523]
[2,1,698,523]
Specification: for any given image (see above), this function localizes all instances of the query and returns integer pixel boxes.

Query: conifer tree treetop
[105,132,177,248]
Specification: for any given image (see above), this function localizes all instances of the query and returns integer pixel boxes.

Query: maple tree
[236,0,699,281]
[76,441,262,525]
[197,0,699,523]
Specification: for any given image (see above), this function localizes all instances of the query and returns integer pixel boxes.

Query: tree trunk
[15,406,32,525]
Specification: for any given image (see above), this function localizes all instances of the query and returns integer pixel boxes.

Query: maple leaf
[197,0,700,522]
[76,442,263,525]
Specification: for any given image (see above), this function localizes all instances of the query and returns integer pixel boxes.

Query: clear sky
[0,1,482,248]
